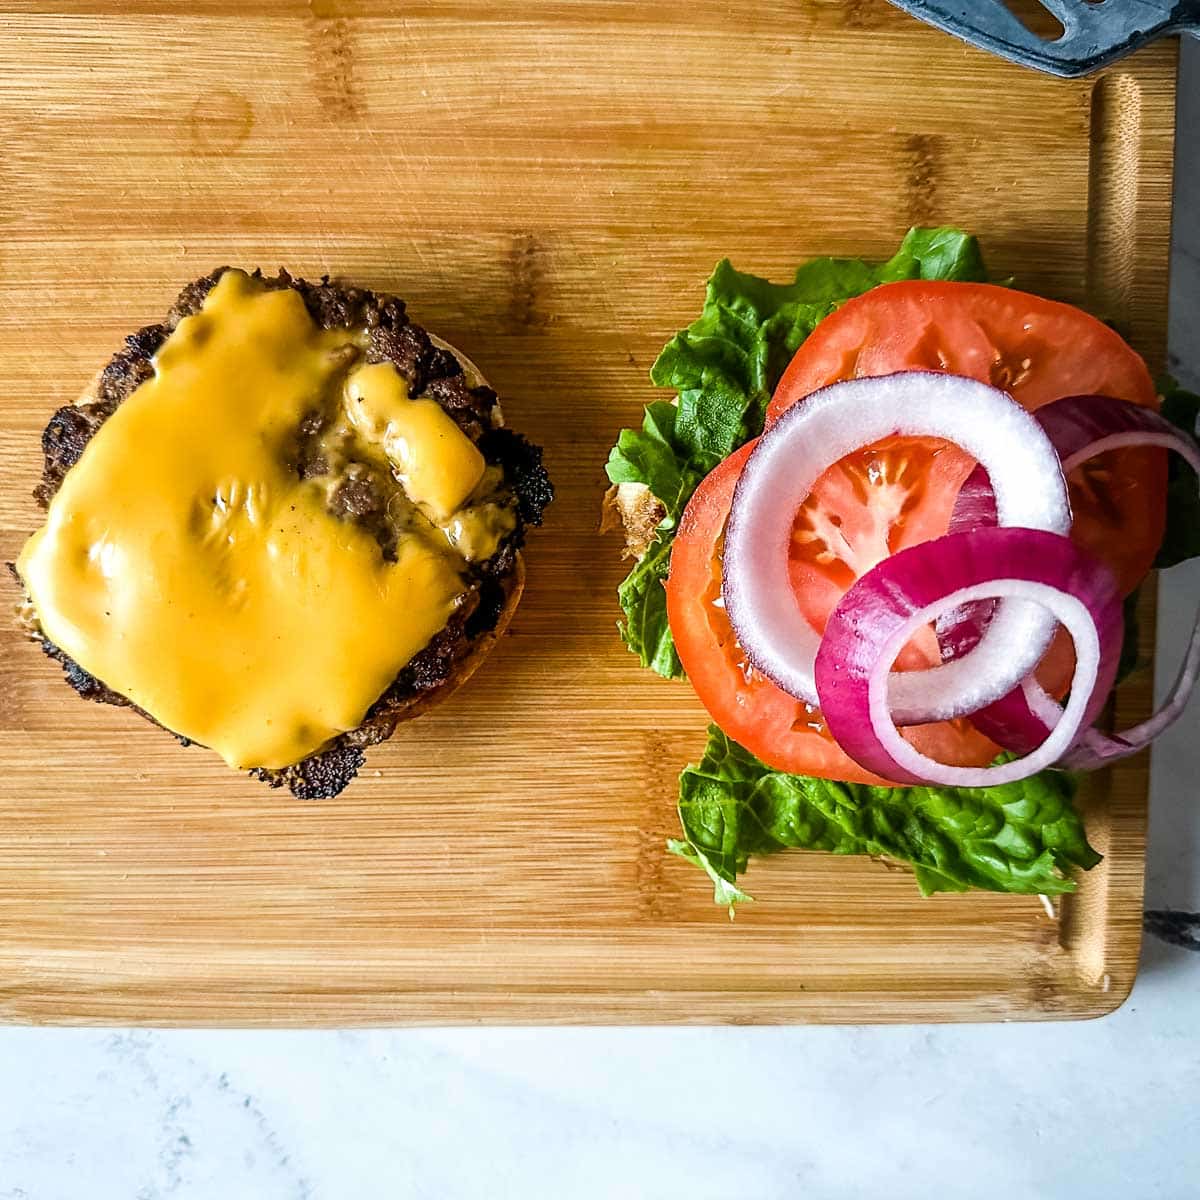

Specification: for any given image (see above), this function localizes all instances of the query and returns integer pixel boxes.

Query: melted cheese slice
[18,269,485,770]
[344,362,485,520]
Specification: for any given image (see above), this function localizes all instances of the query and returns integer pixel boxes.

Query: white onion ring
[722,372,1072,725]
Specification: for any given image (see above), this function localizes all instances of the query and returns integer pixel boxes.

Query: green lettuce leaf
[605,226,990,676]
[616,538,681,676]
[1116,587,1146,684]
[1154,376,1200,570]
[605,401,704,530]
[669,726,1101,909]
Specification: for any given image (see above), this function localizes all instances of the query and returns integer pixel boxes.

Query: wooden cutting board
[0,0,1177,1025]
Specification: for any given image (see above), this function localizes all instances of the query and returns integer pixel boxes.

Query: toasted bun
[601,481,666,562]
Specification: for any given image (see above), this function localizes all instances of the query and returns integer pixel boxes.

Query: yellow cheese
[17,269,482,770]
[343,361,486,520]
[439,502,517,563]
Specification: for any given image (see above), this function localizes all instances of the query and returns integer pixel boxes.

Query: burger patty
[28,268,553,799]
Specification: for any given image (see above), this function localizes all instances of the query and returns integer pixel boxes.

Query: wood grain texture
[0,1,1177,1025]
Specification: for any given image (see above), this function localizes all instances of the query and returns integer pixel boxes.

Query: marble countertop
[3,40,1199,1200]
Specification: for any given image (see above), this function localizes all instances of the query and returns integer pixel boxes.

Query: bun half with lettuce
[604,227,1200,908]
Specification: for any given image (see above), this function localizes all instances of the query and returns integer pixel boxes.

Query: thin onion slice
[814,528,1123,787]
[967,393,1200,768]
[722,372,1071,725]
[946,465,997,536]
[1036,391,1188,477]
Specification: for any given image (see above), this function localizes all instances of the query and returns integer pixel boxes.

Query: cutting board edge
[0,984,1137,1028]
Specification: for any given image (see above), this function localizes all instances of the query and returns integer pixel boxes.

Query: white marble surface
[3,39,1200,1200]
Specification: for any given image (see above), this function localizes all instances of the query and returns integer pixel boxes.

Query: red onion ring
[965,394,1200,768]
[940,393,1192,659]
[1036,391,1186,476]
[814,528,1123,787]
[722,372,1071,725]
[935,466,998,662]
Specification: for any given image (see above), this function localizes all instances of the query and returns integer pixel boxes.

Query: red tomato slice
[666,442,1000,784]
[768,280,1165,599]
[667,281,1166,783]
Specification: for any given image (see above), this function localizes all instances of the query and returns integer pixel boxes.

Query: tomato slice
[667,281,1166,783]
[666,442,1000,784]
[768,280,1165,598]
